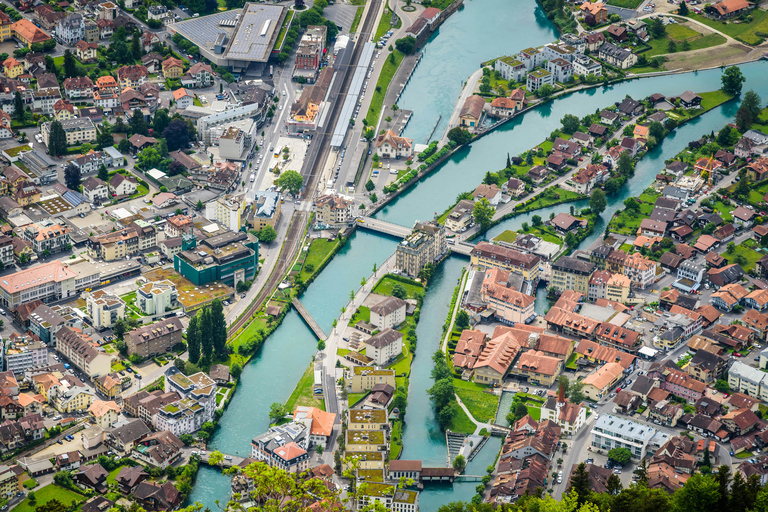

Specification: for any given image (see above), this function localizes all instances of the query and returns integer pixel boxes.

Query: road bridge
[292,298,328,340]
[197,450,246,468]
[451,242,475,257]
[355,217,412,238]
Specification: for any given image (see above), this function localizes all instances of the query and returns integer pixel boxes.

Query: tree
[473,198,494,231]
[649,121,665,140]
[64,163,82,191]
[678,0,689,14]
[736,90,762,130]
[673,473,720,512]
[650,17,666,38]
[162,119,191,151]
[721,66,746,95]
[97,164,109,182]
[446,127,472,145]
[208,450,224,466]
[187,313,201,364]
[209,300,227,359]
[63,50,78,77]
[395,36,416,55]
[535,83,555,98]
[269,402,288,422]
[608,447,632,465]
[532,214,543,226]
[568,462,592,506]
[118,138,132,154]
[714,379,730,393]
[47,120,68,157]
[561,114,580,134]
[130,108,148,136]
[569,381,585,403]
[717,125,734,146]
[275,170,304,196]
[34,499,67,512]
[96,130,114,150]
[54,471,73,488]
[13,91,23,122]
[607,473,623,495]
[257,226,277,244]
[618,150,633,176]
[391,284,407,300]
[365,179,375,192]
[231,361,242,381]
[131,32,142,60]
[590,189,607,215]
[455,310,470,330]
[623,197,640,213]
[453,455,466,473]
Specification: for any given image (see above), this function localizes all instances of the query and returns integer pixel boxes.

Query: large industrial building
[168,3,288,72]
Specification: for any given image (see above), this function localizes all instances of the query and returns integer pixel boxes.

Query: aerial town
[0,0,762,510]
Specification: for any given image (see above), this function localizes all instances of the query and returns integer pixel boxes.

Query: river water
[188,0,768,506]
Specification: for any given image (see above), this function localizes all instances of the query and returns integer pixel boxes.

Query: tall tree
[13,91,24,122]
[590,188,607,215]
[97,164,109,182]
[64,163,81,191]
[567,462,592,506]
[210,299,227,358]
[131,31,142,60]
[199,307,213,362]
[162,119,191,151]
[715,465,732,511]
[673,473,719,512]
[63,50,78,77]
[130,109,148,136]
[607,473,623,495]
[721,66,745,96]
[186,314,201,364]
[473,198,494,231]
[153,109,171,134]
[275,170,304,196]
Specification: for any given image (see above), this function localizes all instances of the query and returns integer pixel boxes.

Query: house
[527,165,549,184]
[184,62,215,88]
[375,129,413,159]
[82,177,108,203]
[117,65,149,89]
[87,400,120,428]
[580,2,608,23]
[606,25,627,42]
[510,350,563,386]
[748,157,768,181]
[490,96,521,118]
[550,213,583,234]
[473,184,502,206]
[589,123,608,138]
[503,178,526,198]
[75,464,109,493]
[582,362,624,400]
[2,58,21,79]
[292,406,336,449]
[678,91,703,108]
[162,57,183,79]
[733,206,756,228]
[708,264,745,288]
[53,100,76,121]
[540,384,586,435]
[600,109,619,125]
[172,88,194,110]
[74,41,98,62]
[712,0,750,18]
[108,173,138,197]
[132,481,181,511]
[132,431,184,469]
[459,95,485,131]
[638,219,666,238]
[715,150,737,168]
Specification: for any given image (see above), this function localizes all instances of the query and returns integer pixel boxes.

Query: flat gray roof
[226,3,286,62]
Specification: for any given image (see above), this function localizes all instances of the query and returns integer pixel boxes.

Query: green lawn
[273,10,295,51]
[387,344,412,376]
[517,186,584,213]
[300,238,340,280]
[606,0,643,8]
[365,49,404,127]
[449,402,477,434]
[372,275,423,299]
[374,7,399,41]
[14,485,84,512]
[493,230,518,244]
[736,451,754,459]
[348,392,369,407]
[454,379,499,423]
[514,225,564,246]
[721,241,762,272]
[351,6,364,33]
[687,10,768,45]
[700,90,735,111]
[351,305,371,325]
[643,31,726,58]
[713,200,735,222]
[284,363,325,412]
[565,352,578,370]
[526,404,542,421]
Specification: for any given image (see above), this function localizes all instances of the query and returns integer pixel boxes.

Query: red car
[735,353,742,357]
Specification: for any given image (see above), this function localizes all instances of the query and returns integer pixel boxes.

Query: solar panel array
[330,42,375,148]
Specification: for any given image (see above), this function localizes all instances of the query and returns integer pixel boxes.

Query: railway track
[228,2,382,340]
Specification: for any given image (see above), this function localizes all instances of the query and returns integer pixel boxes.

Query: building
[4,337,47,374]
[132,431,184,469]
[155,369,216,435]
[41,117,96,148]
[2,58,21,79]
[315,193,354,227]
[20,221,70,256]
[591,414,660,459]
[459,95,485,131]
[395,221,446,279]
[597,42,637,69]
[364,329,403,366]
[480,267,536,323]
[82,177,109,203]
[541,384,586,435]
[369,296,407,330]
[546,58,573,83]
[136,280,179,316]
[12,20,50,47]
[494,56,527,82]
[582,362,624,400]
[346,367,396,394]
[172,87,194,110]
[161,57,183,79]
[108,173,138,197]
[470,242,540,283]
[0,261,78,308]
[292,406,335,448]
[117,65,149,89]
[445,200,475,232]
[526,69,554,92]
[84,289,125,330]
[375,130,413,159]
[125,317,183,358]
[251,422,309,473]
[552,257,595,295]
[623,253,658,290]
[174,231,259,287]
[86,222,157,261]
[88,400,120,429]
[55,326,111,379]
[580,1,608,23]
[218,126,246,159]
[247,191,281,230]
[509,350,563,386]
[205,195,244,233]
[728,361,768,401]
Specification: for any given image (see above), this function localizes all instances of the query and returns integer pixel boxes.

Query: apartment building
[315,193,354,227]
[4,337,47,374]
[125,317,183,358]
[346,367,396,394]
[20,220,70,256]
[84,289,126,330]
[395,221,446,279]
[551,257,595,294]
[250,422,309,474]
[623,253,658,290]
[205,195,244,233]
[470,241,540,282]
[136,280,179,315]
[0,260,77,308]
[41,117,96,147]
[55,326,111,379]
[591,414,660,459]
[86,222,157,261]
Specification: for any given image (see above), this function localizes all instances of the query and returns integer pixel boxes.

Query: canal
[188,0,768,506]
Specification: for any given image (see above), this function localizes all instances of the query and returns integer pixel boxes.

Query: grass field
[519,186,584,213]
[450,402,477,434]
[454,380,498,423]
[14,485,84,512]
[350,6,364,33]
[606,0,643,9]
[375,7,399,41]
[643,27,726,58]
[688,10,768,45]
[373,275,423,299]
[284,364,325,412]
[525,403,542,421]
[493,230,518,244]
[350,305,371,325]
[721,239,763,272]
[700,90,735,111]
[365,49,405,127]
[300,238,340,280]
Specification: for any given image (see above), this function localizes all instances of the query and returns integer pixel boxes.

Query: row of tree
[186,300,228,365]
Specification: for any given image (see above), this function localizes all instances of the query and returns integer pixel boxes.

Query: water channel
[188,0,768,506]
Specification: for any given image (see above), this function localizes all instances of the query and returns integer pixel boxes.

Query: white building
[4,338,47,374]
[55,326,111,379]
[314,193,354,227]
[591,414,660,460]
[728,361,768,401]
[84,289,126,330]
[0,261,78,309]
[369,296,407,330]
[218,126,247,160]
[82,177,109,203]
[526,69,554,92]
[205,195,244,232]
[136,280,178,315]
[155,368,216,435]
[545,58,573,83]
[493,56,527,82]
[363,328,403,366]
[574,54,603,77]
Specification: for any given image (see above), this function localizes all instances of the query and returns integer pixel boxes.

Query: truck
[250,174,255,182]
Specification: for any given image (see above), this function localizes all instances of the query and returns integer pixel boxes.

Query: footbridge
[292,298,328,340]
